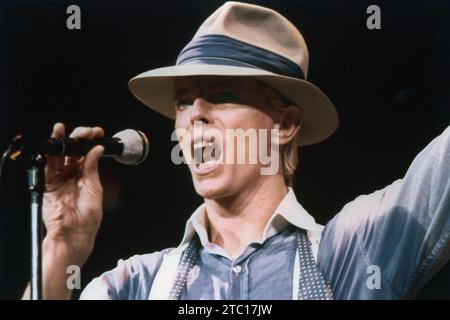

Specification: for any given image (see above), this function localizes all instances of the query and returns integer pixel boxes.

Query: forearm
[42,237,93,300]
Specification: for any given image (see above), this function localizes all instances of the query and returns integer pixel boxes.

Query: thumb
[83,145,105,179]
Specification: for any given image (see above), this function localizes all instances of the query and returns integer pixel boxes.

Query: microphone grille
[112,129,149,165]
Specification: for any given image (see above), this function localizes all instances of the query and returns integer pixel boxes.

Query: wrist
[42,239,84,300]
[43,236,94,268]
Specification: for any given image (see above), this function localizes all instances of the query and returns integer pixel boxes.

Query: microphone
[9,129,149,165]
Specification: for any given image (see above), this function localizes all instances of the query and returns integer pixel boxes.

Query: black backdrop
[0,0,449,299]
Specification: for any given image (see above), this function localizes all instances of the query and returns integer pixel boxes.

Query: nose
[190,97,213,125]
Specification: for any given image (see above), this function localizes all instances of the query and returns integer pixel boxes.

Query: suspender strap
[168,238,200,300]
[148,243,189,300]
[149,229,333,300]
[296,230,333,300]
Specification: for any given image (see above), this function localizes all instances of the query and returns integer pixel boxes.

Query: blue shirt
[80,126,450,300]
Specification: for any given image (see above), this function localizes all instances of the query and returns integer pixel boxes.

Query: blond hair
[261,82,300,187]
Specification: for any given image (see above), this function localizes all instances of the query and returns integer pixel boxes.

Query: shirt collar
[178,187,317,248]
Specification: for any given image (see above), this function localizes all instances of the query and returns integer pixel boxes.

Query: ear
[274,105,302,145]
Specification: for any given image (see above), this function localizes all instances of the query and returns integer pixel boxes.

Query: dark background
[0,0,449,299]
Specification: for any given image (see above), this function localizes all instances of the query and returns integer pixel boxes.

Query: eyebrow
[174,83,237,97]
[174,88,192,98]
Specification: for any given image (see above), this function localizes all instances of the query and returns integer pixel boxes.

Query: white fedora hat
[128,1,339,146]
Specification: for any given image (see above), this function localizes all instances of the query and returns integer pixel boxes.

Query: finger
[51,122,65,139]
[69,127,94,139]
[66,127,104,167]
[66,127,96,168]
[81,127,105,164]
[82,145,104,181]
[91,126,105,139]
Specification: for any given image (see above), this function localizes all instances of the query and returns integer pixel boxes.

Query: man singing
[41,2,450,299]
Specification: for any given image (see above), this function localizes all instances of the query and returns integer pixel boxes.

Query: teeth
[192,139,221,165]
[193,141,215,150]
[198,160,218,169]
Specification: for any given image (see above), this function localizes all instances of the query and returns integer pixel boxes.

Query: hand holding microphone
[39,123,148,299]
[4,122,149,299]
[44,124,105,255]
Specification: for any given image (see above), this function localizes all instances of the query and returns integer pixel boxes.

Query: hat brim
[128,64,338,146]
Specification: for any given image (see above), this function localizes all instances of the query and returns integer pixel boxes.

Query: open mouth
[192,136,222,169]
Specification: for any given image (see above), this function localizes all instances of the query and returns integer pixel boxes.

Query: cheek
[174,113,187,129]
[228,164,262,187]
[219,110,274,163]
[174,113,191,137]
[222,109,274,131]
[249,110,275,130]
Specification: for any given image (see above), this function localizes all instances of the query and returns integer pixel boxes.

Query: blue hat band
[176,34,305,80]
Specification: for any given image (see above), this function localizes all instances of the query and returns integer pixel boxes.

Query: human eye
[175,98,193,111]
[206,90,243,104]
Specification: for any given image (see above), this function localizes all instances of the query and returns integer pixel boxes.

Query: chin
[193,177,232,200]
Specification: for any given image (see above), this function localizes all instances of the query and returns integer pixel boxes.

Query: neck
[204,175,288,258]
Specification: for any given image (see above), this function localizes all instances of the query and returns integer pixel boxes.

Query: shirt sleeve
[319,126,450,299]
[79,250,169,300]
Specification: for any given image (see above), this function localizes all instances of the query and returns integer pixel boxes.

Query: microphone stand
[4,134,48,299]
[27,153,46,300]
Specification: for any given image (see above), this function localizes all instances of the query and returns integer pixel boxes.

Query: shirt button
[232,265,242,275]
